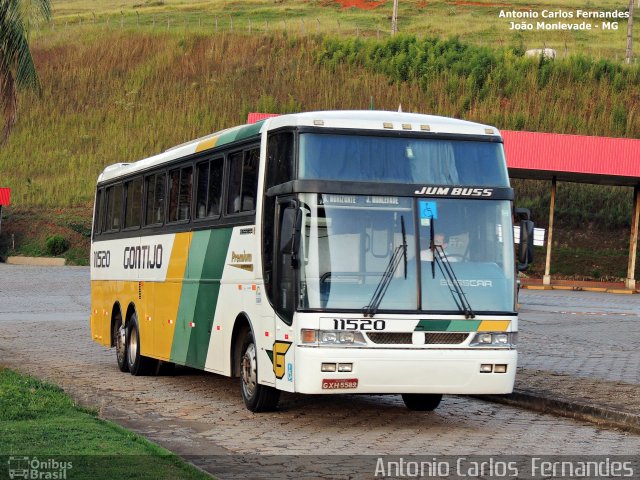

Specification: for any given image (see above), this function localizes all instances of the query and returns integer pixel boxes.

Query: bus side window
[208,158,223,216]
[227,151,243,214]
[196,161,209,219]
[144,175,154,225]
[241,148,259,212]
[178,166,192,221]
[168,169,180,222]
[124,177,143,229]
[104,184,123,232]
[93,189,102,236]
[144,173,166,226]
[227,148,258,214]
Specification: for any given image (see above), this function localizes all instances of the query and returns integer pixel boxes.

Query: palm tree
[0,0,51,143]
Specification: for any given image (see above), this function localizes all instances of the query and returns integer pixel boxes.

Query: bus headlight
[301,329,367,346]
[470,332,517,348]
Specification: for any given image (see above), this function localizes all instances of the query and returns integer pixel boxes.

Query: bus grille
[367,332,469,345]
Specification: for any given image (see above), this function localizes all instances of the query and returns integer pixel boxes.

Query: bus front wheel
[240,330,280,412]
[401,393,443,411]
[126,313,157,376]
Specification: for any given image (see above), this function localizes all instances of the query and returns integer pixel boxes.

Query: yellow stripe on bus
[477,320,511,332]
[195,135,219,153]
[153,232,192,360]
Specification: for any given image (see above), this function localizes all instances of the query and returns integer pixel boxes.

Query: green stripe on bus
[171,228,232,368]
[415,319,481,332]
[415,320,450,331]
[446,320,481,332]
[216,122,263,148]
[185,228,232,369]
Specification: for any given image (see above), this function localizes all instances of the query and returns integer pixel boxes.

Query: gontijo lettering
[123,244,163,269]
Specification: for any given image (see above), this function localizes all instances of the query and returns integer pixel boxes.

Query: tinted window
[227,148,259,214]
[196,162,209,219]
[93,189,102,235]
[168,166,192,223]
[124,178,143,228]
[145,173,166,226]
[104,184,123,232]
[197,158,224,219]
[266,132,295,189]
[242,149,258,211]
[178,166,192,221]
[227,152,243,214]
[168,169,181,222]
[299,134,510,187]
[208,159,223,217]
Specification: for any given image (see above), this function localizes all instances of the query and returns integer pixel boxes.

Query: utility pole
[391,0,398,35]
[627,0,635,64]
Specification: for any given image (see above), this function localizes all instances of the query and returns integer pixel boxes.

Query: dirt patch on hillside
[448,1,512,6]
[323,0,387,10]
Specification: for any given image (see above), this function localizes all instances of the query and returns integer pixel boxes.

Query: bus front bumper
[294,347,517,395]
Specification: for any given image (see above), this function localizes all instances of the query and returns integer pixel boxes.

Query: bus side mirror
[515,208,534,272]
[280,205,302,267]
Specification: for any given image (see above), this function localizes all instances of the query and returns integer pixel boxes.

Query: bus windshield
[298,133,509,186]
[297,194,515,313]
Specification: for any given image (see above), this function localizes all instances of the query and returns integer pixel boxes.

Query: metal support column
[543,176,557,286]
[626,184,640,290]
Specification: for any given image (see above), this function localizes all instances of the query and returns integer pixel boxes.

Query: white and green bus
[90,110,531,412]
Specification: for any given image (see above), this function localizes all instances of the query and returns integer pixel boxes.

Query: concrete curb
[521,285,637,294]
[5,256,66,266]
[476,390,640,435]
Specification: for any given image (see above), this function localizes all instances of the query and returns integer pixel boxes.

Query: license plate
[322,379,358,390]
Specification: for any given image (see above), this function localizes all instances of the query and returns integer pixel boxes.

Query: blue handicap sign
[419,200,438,220]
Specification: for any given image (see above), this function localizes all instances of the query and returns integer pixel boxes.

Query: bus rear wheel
[114,316,129,373]
[401,393,443,411]
[240,330,280,412]
[126,313,158,376]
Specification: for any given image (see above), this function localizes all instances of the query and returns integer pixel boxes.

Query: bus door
[271,197,299,392]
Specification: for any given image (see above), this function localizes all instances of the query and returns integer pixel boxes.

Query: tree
[0,0,51,143]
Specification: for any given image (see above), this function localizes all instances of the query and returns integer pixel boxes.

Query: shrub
[45,235,70,256]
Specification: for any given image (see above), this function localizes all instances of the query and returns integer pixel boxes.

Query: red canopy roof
[502,130,640,186]
[247,112,280,124]
[0,188,10,206]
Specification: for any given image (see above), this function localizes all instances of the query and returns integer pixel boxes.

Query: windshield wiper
[363,216,407,318]
[430,221,475,319]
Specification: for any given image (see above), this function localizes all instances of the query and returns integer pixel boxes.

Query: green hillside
[0,1,638,277]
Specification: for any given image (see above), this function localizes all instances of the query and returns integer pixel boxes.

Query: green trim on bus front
[415,320,481,332]
[216,121,264,148]
[171,228,233,369]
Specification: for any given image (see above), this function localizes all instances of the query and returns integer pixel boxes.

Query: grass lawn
[0,367,211,479]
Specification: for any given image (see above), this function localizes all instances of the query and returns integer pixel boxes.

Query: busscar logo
[414,187,494,197]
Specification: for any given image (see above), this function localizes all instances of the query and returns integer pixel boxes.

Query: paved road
[517,290,640,383]
[1,265,639,477]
